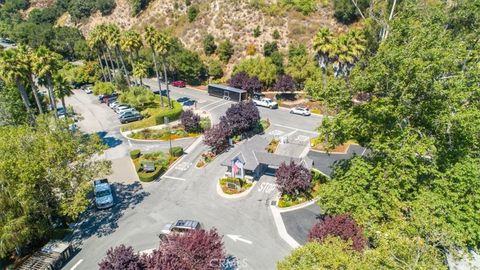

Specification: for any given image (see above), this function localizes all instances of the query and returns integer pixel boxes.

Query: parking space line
[162,175,186,181]
[199,99,224,110]
[70,259,84,270]
[273,124,319,135]
[207,101,231,111]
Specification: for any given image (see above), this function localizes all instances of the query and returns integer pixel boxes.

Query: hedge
[154,101,183,125]
[130,149,141,159]
[169,146,184,157]
[138,165,164,182]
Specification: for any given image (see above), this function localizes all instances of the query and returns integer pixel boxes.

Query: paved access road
[62,82,323,270]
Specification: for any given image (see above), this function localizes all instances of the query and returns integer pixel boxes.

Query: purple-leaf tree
[181,110,201,132]
[98,244,144,270]
[273,74,296,92]
[243,76,263,95]
[228,72,249,89]
[203,121,231,154]
[145,229,226,270]
[308,214,367,251]
[223,101,260,135]
[275,161,312,196]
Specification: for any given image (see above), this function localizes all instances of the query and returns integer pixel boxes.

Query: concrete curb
[276,198,319,213]
[308,143,359,155]
[216,180,257,199]
[270,205,301,249]
[159,153,187,180]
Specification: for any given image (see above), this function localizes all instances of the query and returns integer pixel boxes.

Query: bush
[96,0,116,15]
[253,25,262,37]
[222,101,260,136]
[138,164,163,182]
[276,161,312,196]
[233,57,277,86]
[217,39,234,63]
[93,82,115,95]
[169,146,184,157]
[274,74,296,92]
[130,149,141,159]
[154,102,183,125]
[200,117,211,130]
[208,60,223,79]
[272,29,281,39]
[203,34,217,55]
[263,41,278,57]
[246,43,256,56]
[180,110,201,132]
[187,5,199,22]
[333,0,369,24]
[98,244,144,270]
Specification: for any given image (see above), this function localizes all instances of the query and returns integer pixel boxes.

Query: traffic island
[130,148,183,182]
[216,177,256,198]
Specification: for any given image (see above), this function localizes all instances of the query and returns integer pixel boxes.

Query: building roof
[208,84,247,94]
[221,136,313,170]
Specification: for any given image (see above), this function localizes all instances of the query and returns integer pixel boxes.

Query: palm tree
[33,46,62,117]
[18,45,43,114]
[97,24,117,81]
[0,48,35,123]
[53,74,73,113]
[120,30,143,78]
[144,26,164,107]
[133,61,148,86]
[87,27,109,81]
[155,32,172,108]
[105,24,131,86]
[313,27,334,89]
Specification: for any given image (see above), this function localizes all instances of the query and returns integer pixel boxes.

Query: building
[221,136,313,179]
[208,84,247,102]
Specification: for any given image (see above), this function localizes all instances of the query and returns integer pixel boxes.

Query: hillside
[57,0,348,68]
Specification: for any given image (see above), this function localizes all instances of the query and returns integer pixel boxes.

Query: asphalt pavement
[62,82,324,270]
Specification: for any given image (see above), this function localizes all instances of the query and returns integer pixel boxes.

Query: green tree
[154,32,173,108]
[118,86,155,108]
[53,74,73,111]
[93,81,115,95]
[208,60,223,80]
[144,26,164,107]
[133,61,148,85]
[169,49,205,85]
[202,34,217,55]
[312,27,334,89]
[33,46,63,115]
[87,25,110,81]
[233,56,277,85]
[0,82,29,126]
[0,119,110,258]
[120,29,143,78]
[105,24,131,86]
[217,39,234,63]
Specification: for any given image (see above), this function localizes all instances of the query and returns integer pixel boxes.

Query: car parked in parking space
[119,109,139,117]
[115,105,130,114]
[171,80,186,88]
[109,101,119,109]
[99,93,118,103]
[153,89,170,96]
[158,220,202,240]
[119,111,142,124]
[176,97,189,103]
[117,107,136,115]
[94,179,114,209]
[290,107,311,116]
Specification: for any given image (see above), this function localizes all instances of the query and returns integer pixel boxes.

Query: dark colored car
[176,97,190,103]
[119,111,142,124]
[171,80,186,88]
[99,93,118,103]
[153,89,170,96]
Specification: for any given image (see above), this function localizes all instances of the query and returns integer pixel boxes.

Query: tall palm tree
[144,26,164,107]
[120,30,143,79]
[87,27,109,81]
[106,24,131,86]
[33,46,62,117]
[0,48,35,123]
[155,32,172,108]
[97,24,116,81]
[53,74,73,113]
[18,45,43,114]
[133,61,148,86]
[313,27,334,89]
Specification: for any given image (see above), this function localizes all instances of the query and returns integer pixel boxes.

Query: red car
[171,80,186,88]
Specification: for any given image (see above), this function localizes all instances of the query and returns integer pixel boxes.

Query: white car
[290,107,311,116]
[109,101,119,109]
[84,88,92,94]
[253,98,278,109]
[117,107,135,115]
[115,105,130,114]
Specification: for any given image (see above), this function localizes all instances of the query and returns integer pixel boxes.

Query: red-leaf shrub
[180,110,201,132]
[228,72,249,89]
[98,244,144,270]
[203,121,231,154]
[145,229,226,270]
[308,214,367,251]
[222,101,260,135]
[273,74,296,92]
[275,161,312,196]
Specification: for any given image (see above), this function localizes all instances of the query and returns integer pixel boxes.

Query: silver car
[290,107,311,116]
[94,179,114,209]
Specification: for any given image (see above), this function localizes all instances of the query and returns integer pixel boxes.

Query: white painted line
[227,234,253,245]
[361,148,367,156]
[273,124,319,135]
[199,99,224,110]
[162,175,186,181]
[128,139,132,147]
[185,136,204,153]
[208,101,231,111]
[270,206,300,249]
[70,259,84,270]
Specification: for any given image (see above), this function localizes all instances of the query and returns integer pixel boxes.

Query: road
[62,81,323,270]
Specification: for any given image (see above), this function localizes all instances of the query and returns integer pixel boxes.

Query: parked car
[115,105,130,114]
[119,112,142,124]
[94,179,114,209]
[290,107,311,116]
[15,240,73,270]
[109,101,119,109]
[253,98,278,109]
[99,93,118,103]
[84,88,93,94]
[182,99,196,106]
[117,107,136,115]
[119,109,139,117]
[153,89,170,96]
[176,97,190,103]
[158,220,202,239]
[57,107,67,118]
[171,80,186,88]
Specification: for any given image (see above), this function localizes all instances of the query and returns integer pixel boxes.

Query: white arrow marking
[227,234,252,245]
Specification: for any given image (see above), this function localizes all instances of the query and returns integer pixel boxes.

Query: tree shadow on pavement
[96,131,123,148]
[70,182,149,244]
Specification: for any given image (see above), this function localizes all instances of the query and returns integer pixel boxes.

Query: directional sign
[227,234,253,245]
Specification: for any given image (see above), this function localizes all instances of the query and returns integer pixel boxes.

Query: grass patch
[128,127,199,141]
[219,177,253,195]
[121,98,183,131]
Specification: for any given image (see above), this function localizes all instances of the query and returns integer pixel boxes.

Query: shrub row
[138,165,163,182]
[154,101,183,125]
[169,146,184,157]
[130,149,141,159]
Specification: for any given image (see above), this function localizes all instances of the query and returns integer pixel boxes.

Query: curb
[122,134,198,143]
[308,143,358,155]
[276,198,319,213]
[270,205,301,249]
[216,180,257,199]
